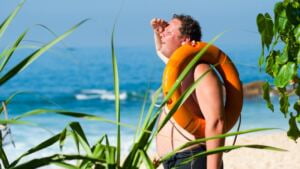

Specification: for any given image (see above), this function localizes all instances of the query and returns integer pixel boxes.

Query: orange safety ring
[162,42,243,138]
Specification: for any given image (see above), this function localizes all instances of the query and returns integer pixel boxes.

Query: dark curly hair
[173,14,202,41]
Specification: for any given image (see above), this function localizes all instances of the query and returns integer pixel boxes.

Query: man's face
[160,18,187,58]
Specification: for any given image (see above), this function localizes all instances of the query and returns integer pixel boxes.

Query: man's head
[160,14,201,58]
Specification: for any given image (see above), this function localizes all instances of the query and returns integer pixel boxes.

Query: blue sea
[0,46,290,164]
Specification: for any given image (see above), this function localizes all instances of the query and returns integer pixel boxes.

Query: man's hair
[172,14,202,41]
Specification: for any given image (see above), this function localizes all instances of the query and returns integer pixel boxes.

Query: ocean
[0,46,289,164]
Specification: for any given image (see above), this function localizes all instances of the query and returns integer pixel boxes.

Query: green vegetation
[256,0,300,140]
[0,0,288,168]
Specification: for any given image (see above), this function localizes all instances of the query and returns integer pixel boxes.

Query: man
[151,14,224,169]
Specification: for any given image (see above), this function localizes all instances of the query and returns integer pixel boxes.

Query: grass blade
[175,144,286,168]
[138,149,155,169]
[69,122,92,156]
[0,145,9,168]
[111,24,121,166]
[0,91,28,114]
[12,108,139,130]
[0,0,25,39]
[10,132,63,167]
[0,30,28,72]
[79,135,107,168]
[52,162,80,169]
[160,128,278,161]
[0,119,35,125]
[59,128,67,151]
[0,19,88,86]
[134,90,150,142]
[12,154,105,169]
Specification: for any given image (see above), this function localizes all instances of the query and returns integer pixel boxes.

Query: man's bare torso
[156,67,204,157]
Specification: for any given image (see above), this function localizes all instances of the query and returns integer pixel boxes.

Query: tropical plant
[256,0,300,140]
[0,1,286,169]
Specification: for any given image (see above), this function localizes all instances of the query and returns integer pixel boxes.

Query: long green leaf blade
[12,154,105,169]
[111,24,121,166]
[13,108,138,130]
[0,0,25,39]
[0,145,9,168]
[52,162,80,169]
[175,144,286,168]
[0,30,28,72]
[10,132,62,167]
[0,19,88,86]
[0,91,28,114]
[138,149,155,169]
[69,122,92,156]
[160,128,278,161]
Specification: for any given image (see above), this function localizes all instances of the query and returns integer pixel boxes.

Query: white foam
[75,94,100,100]
[75,89,128,101]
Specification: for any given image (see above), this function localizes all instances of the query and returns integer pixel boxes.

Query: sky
[0,0,278,48]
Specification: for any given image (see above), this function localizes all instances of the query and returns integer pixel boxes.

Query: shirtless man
[151,14,224,169]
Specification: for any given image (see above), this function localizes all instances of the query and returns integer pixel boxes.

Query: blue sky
[0,0,277,48]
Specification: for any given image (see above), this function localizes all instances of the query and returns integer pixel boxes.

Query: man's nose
[160,31,165,38]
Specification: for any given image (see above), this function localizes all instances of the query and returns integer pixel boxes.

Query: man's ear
[181,37,191,45]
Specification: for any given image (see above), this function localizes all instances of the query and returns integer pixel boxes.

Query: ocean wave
[74,88,166,102]
[75,89,128,101]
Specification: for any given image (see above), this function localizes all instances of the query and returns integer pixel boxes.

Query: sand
[151,131,300,169]
[223,132,300,169]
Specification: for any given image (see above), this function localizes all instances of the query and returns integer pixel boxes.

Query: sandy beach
[223,131,300,169]
[152,131,299,169]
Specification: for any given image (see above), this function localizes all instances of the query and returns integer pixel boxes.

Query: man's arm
[150,18,169,63]
[194,63,225,169]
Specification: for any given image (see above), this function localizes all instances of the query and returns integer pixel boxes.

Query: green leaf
[274,2,288,33]
[274,62,296,88]
[111,23,121,166]
[0,0,25,39]
[277,46,289,64]
[69,122,92,156]
[12,154,105,169]
[264,13,274,48]
[286,3,300,25]
[0,30,28,72]
[176,144,286,167]
[295,25,300,44]
[138,149,155,169]
[287,113,300,141]
[294,100,300,116]
[265,52,276,76]
[296,113,300,123]
[0,146,9,168]
[59,128,67,151]
[297,48,300,64]
[0,119,34,125]
[279,91,290,116]
[296,84,300,96]
[0,91,27,114]
[257,13,265,34]
[161,128,277,161]
[262,82,274,112]
[10,132,62,167]
[52,162,80,169]
[0,19,88,86]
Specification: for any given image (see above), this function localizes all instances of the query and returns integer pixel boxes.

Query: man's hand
[150,18,168,34]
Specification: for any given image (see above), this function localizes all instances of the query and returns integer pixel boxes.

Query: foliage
[256,0,300,140]
[0,1,287,169]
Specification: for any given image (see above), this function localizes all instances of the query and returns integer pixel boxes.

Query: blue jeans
[162,146,223,169]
